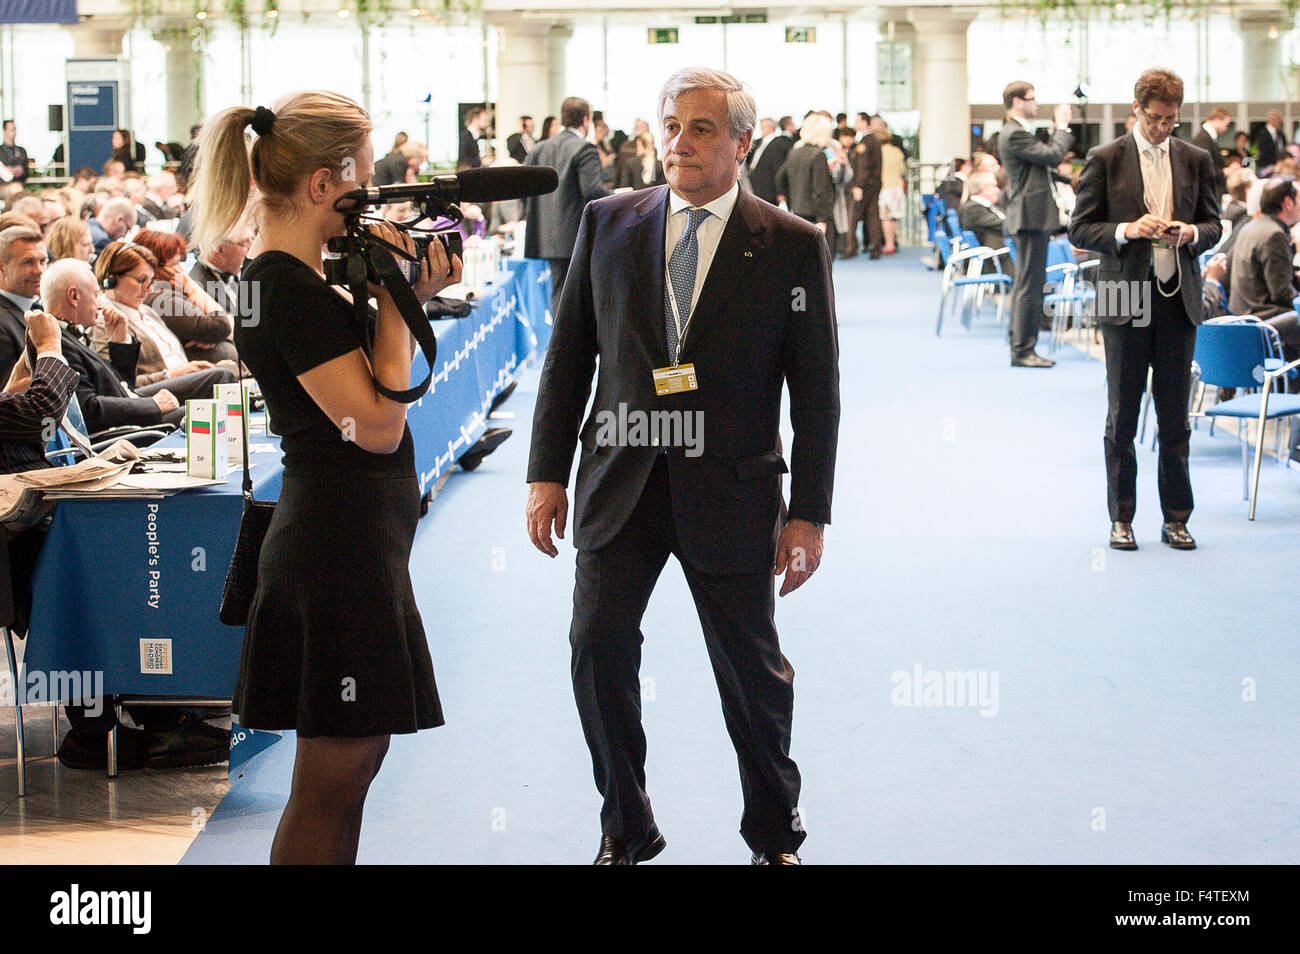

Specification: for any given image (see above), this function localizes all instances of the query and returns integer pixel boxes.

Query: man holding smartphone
[1069,68,1221,551]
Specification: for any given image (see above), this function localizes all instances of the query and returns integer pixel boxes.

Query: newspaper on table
[0,441,227,531]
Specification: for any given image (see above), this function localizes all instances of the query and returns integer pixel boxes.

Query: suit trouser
[1101,280,1198,523]
[546,258,570,318]
[857,187,883,252]
[569,456,804,854]
[1009,229,1050,356]
[136,367,237,428]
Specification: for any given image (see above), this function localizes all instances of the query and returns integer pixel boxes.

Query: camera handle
[340,236,439,404]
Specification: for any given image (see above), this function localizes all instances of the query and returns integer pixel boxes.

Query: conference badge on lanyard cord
[654,268,700,396]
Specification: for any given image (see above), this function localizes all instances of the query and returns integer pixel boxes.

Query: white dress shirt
[749,132,777,170]
[970,194,1006,220]
[664,181,740,326]
[1115,125,1198,248]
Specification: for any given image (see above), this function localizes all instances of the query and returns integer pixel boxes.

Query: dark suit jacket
[57,326,164,433]
[0,295,29,383]
[1191,127,1227,198]
[523,130,611,260]
[506,132,531,164]
[458,128,482,169]
[1253,124,1287,171]
[371,151,407,187]
[1002,122,1073,233]
[959,199,1013,275]
[775,143,835,227]
[936,174,966,210]
[1227,214,1298,319]
[0,356,78,474]
[614,150,662,190]
[526,185,840,575]
[1069,132,1222,325]
[747,134,794,206]
[851,134,882,195]
[190,259,238,315]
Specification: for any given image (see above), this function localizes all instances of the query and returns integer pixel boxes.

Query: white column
[63,23,126,59]
[492,18,564,149]
[906,7,977,166]
[157,31,203,143]
[1238,16,1285,102]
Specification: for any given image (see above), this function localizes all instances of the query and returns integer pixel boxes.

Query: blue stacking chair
[935,232,1014,336]
[923,198,946,270]
[1046,235,1074,267]
[1044,257,1100,355]
[1192,321,1300,519]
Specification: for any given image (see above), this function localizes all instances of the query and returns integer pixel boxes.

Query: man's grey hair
[0,225,42,264]
[41,257,95,311]
[656,67,757,140]
[98,196,136,223]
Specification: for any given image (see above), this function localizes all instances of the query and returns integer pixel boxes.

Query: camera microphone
[344,165,559,208]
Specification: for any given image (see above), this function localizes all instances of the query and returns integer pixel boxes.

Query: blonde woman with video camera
[191,91,461,864]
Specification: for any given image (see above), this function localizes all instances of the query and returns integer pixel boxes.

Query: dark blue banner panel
[0,0,77,24]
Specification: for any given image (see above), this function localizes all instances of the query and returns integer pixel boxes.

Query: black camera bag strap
[343,239,439,404]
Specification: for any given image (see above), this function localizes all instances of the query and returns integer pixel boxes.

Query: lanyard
[664,266,694,366]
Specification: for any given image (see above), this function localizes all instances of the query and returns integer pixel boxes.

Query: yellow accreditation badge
[652,363,699,396]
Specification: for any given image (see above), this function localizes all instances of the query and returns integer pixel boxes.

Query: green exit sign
[648,28,679,44]
[785,26,816,43]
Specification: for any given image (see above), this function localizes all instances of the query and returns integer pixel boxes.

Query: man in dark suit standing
[458,106,488,169]
[526,67,839,866]
[523,96,611,315]
[851,120,884,258]
[506,116,535,164]
[1253,110,1287,175]
[745,117,793,206]
[1001,81,1074,368]
[1070,68,1221,552]
[1191,107,1232,201]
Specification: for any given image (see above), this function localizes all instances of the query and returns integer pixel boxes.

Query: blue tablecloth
[23,262,551,699]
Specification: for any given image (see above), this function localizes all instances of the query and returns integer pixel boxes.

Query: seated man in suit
[0,225,47,377]
[958,171,1015,277]
[1227,175,1300,385]
[190,222,253,316]
[0,310,78,642]
[39,258,231,433]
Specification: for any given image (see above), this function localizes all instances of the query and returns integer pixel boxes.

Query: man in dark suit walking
[1253,110,1288,175]
[523,96,611,316]
[1191,107,1232,201]
[1070,68,1221,552]
[1001,80,1074,368]
[525,67,839,866]
[745,117,793,206]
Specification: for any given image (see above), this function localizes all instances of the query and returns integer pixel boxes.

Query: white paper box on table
[214,382,248,462]
[186,399,228,479]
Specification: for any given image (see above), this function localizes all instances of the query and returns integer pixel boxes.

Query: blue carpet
[184,247,1300,864]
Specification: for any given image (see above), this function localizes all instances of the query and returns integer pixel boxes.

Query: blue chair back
[962,229,980,250]
[1004,235,1017,264]
[934,231,954,266]
[926,197,944,242]
[1047,236,1073,267]
[45,395,89,463]
[1193,323,1272,389]
[945,209,962,238]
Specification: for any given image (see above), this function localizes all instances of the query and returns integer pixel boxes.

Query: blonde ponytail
[190,91,372,256]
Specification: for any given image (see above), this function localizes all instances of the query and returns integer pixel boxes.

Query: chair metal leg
[1240,421,1249,502]
[4,627,24,797]
[1249,395,1270,520]
[107,701,121,779]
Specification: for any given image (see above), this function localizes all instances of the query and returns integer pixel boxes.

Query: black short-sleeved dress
[231,251,443,737]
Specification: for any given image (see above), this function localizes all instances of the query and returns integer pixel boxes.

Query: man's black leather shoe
[751,852,802,865]
[593,826,666,865]
[147,715,230,769]
[1161,521,1196,550]
[1109,521,1137,550]
[1011,352,1055,368]
[58,724,146,771]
